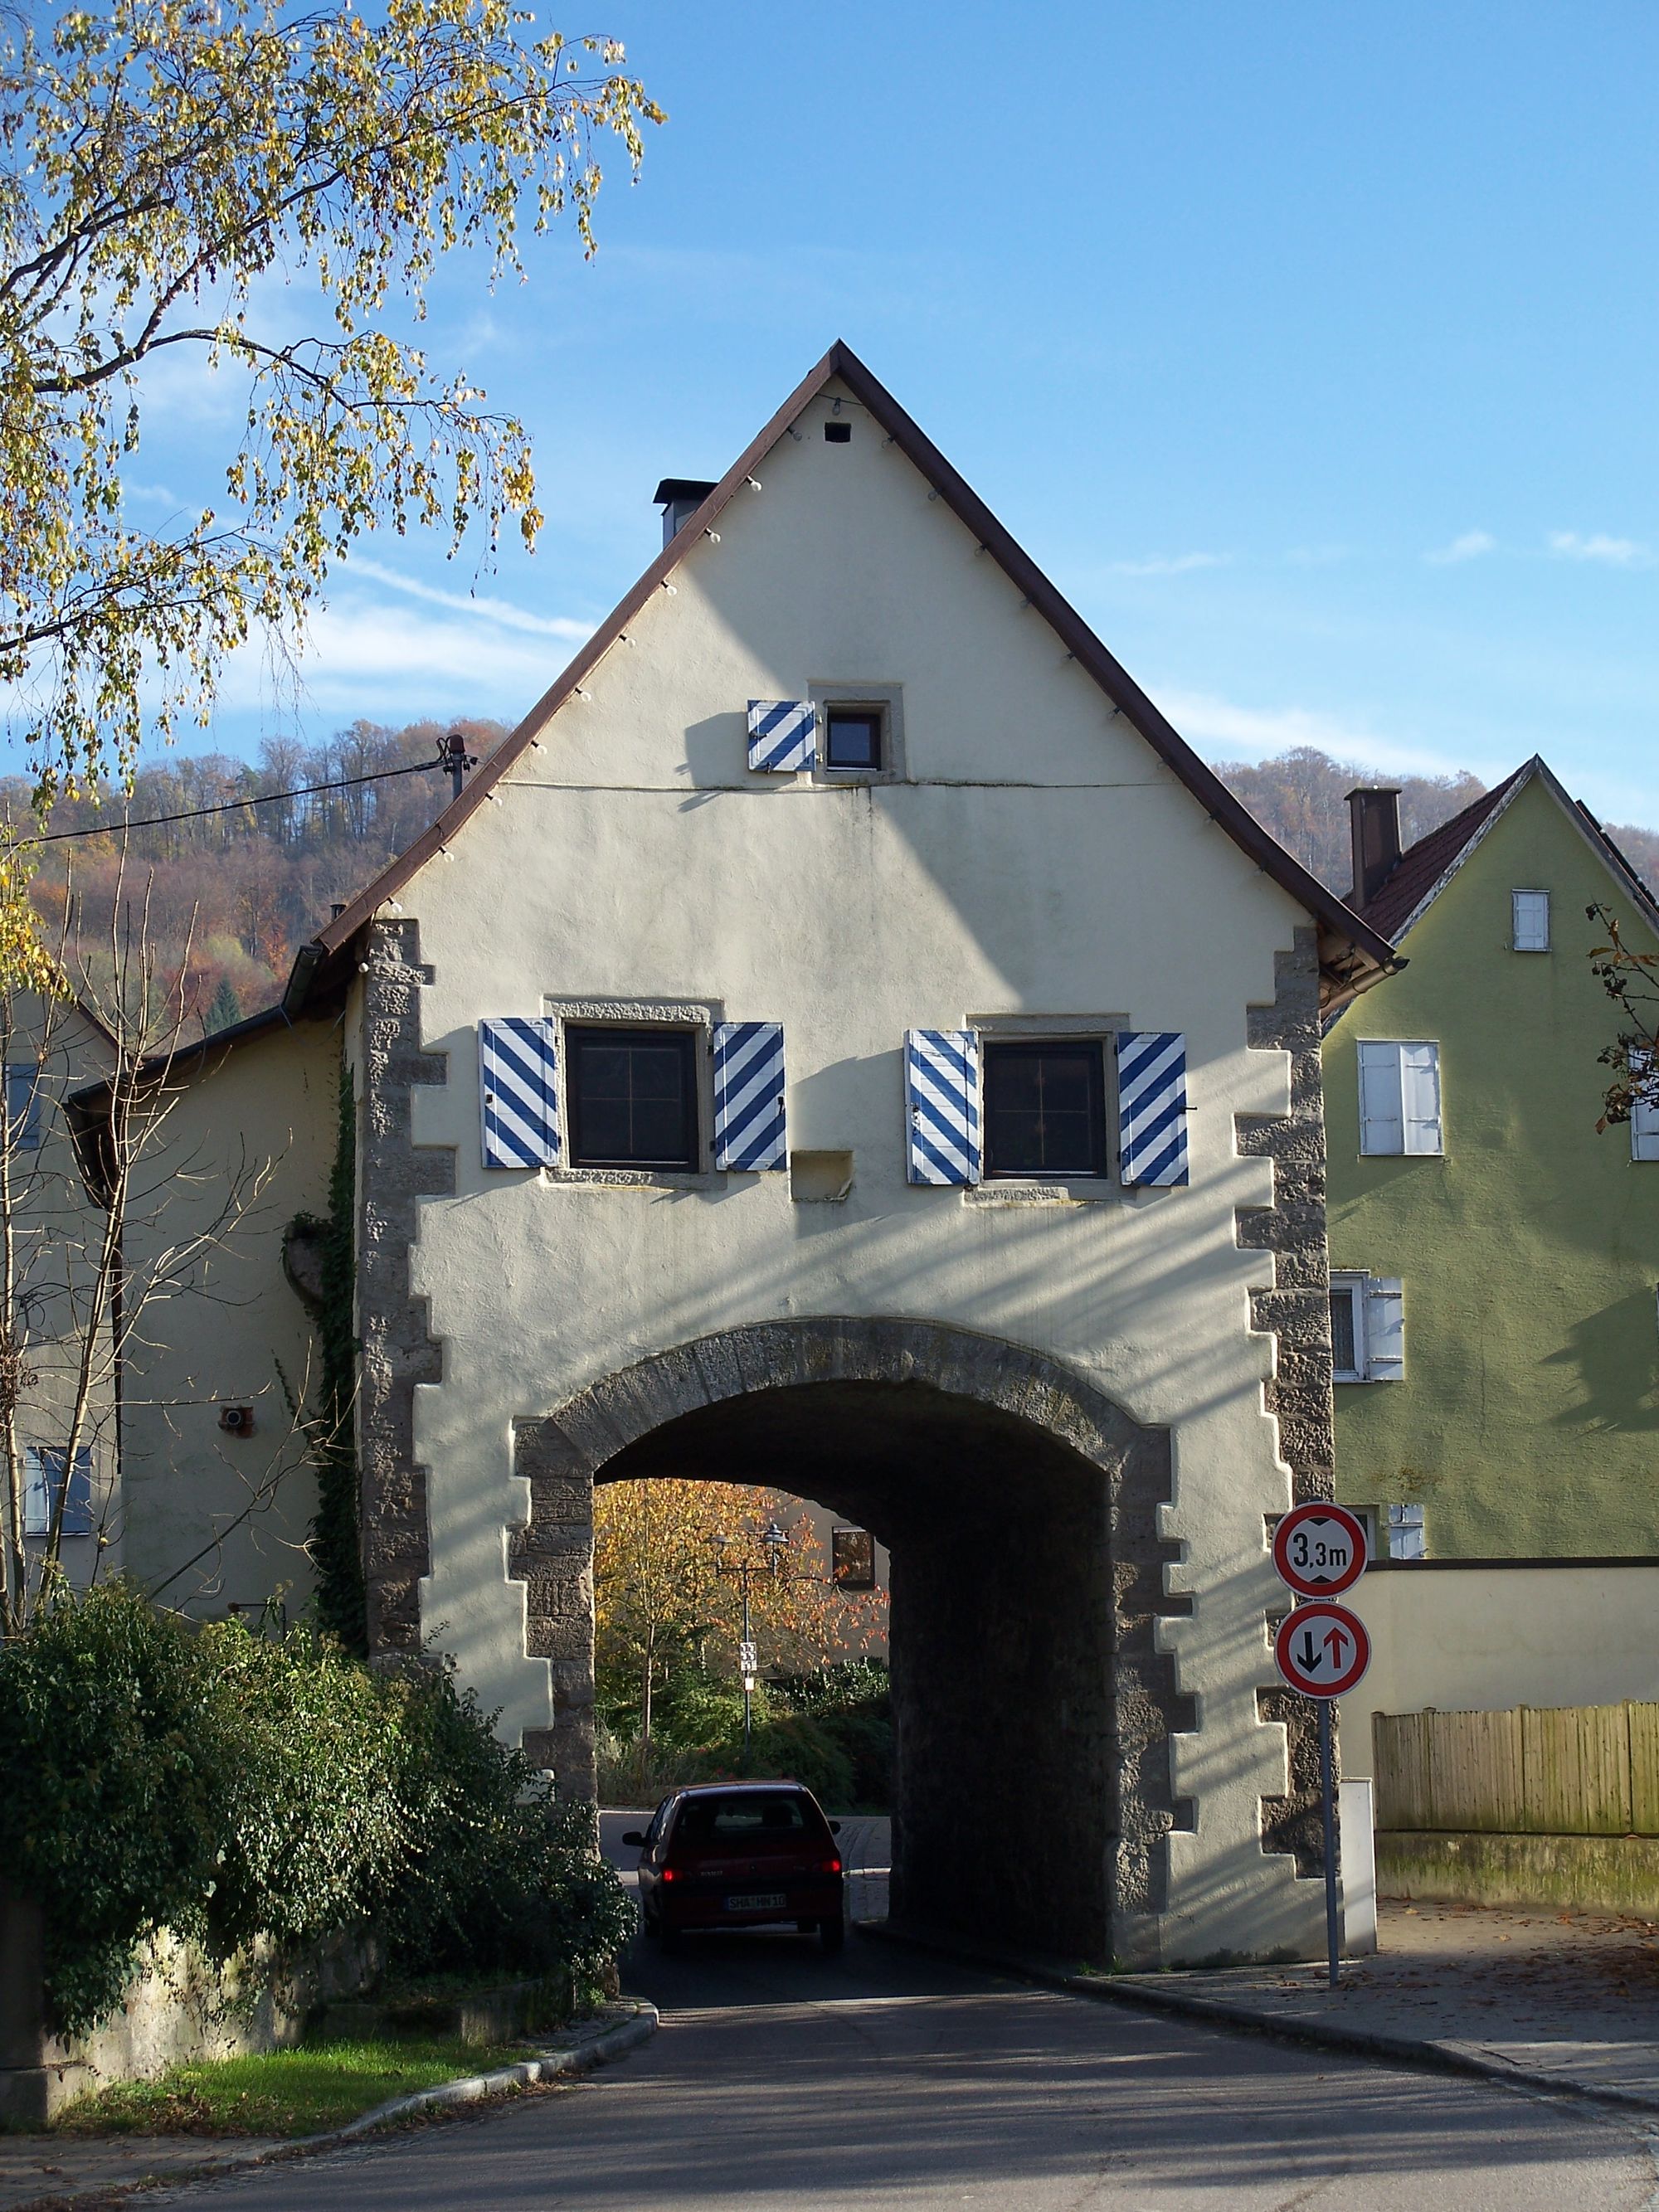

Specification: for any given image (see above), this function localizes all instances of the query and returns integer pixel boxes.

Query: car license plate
[725,1891,786,1912]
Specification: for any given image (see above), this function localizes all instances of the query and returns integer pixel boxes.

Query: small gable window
[983,1040,1107,1179]
[567,1028,699,1171]
[824,707,883,772]
[1358,1040,1443,1156]
[1511,889,1550,952]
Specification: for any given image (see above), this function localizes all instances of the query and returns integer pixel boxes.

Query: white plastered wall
[355,379,1331,1962]
[1346,1564,1659,1779]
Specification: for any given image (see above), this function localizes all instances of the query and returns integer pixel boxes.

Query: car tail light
[660,1867,678,1883]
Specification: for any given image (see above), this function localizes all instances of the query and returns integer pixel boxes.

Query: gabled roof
[284,341,1397,1012]
[1359,754,1659,946]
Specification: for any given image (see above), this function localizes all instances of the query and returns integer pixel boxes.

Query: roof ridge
[283,342,1396,1010]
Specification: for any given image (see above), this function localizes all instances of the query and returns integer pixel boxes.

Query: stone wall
[358,919,451,1657]
[0,1886,375,2127]
[1235,926,1336,1879]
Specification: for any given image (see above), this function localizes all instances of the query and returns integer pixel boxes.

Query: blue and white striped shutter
[905,1029,981,1185]
[1117,1032,1190,1187]
[479,1018,560,1169]
[713,1022,787,1170]
[747,699,816,774]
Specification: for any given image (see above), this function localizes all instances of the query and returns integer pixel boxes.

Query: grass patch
[52,2037,534,2139]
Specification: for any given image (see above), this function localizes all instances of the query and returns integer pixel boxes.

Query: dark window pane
[571,1028,697,1168]
[825,712,881,769]
[630,1046,685,1101]
[984,1043,1104,1177]
[1331,1292,1358,1374]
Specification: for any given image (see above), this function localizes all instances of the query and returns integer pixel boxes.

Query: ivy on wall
[300,1062,367,1655]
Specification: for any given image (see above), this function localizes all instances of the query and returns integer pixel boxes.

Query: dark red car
[625,1782,845,1952]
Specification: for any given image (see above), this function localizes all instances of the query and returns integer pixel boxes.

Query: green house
[1324,756,1659,1560]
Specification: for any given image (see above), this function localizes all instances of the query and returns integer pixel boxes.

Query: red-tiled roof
[1358,763,1532,942]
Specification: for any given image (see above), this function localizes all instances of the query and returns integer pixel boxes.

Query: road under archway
[510,1319,1192,1966]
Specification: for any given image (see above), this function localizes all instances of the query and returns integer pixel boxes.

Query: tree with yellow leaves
[592,1482,888,1756]
[0,0,659,817]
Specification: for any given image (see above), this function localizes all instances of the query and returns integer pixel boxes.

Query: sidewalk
[1112,1898,1659,2109]
[878,1897,1659,2115]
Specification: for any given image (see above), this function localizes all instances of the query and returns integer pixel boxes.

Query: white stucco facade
[103,351,1392,1966]
[319,364,1375,1965]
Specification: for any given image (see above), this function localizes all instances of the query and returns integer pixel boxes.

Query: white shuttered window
[1511,889,1550,951]
[1358,1041,1443,1156]
[1330,1271,1404,1383]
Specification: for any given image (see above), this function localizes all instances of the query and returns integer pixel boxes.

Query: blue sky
[117,1,1659,824]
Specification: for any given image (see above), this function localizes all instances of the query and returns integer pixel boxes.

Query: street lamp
[710,1520,793,1762]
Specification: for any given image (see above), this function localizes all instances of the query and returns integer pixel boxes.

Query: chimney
[653,478,718,550]
[1345,786,1404,911]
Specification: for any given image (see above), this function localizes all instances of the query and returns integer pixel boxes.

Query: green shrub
[0,1585,223,2032]
[0,1585,630,2035]
[385,1663,634,1991]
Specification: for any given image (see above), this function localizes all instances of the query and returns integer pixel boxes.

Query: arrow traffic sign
[1272,1502,1368,1598]
[1273,1601,1371,1699]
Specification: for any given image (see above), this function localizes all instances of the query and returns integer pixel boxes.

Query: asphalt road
[159,1903,1659,2209]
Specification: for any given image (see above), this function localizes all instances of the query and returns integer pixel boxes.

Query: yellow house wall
[1326,774,1659,1554]
[119,1016,339,1616]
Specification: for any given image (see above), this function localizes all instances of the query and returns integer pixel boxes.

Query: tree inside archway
[592,1480,887,1785]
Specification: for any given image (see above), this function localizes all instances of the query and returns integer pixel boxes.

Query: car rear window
[674,1794,816,1845]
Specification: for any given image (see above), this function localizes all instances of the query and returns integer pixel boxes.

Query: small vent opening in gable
[824,420,852,444]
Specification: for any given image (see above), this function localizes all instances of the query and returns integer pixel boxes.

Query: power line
[6,755,454,847]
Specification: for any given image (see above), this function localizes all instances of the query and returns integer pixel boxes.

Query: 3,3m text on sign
[1272,1502,1369,1598]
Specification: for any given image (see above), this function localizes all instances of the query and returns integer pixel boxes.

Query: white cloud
[1549,531,1652,566]
[1107,551,1228,578]
[1424,530,1496,566]
[123,480,187,510]
[344,557,591,641]
[211,592,587,722]
[1161,687,1482,780]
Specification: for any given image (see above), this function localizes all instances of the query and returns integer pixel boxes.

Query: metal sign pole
[1318,1696,1339,1991]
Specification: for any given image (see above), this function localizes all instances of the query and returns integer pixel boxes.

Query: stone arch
[508,1316,1191,1963]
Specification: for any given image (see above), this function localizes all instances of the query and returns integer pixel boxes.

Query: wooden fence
[1374,1703,1659,1835]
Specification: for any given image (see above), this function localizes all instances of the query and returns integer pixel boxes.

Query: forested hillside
[11,728,1654,1042]
[7,719,506,1036]
[1212,746,1659,903]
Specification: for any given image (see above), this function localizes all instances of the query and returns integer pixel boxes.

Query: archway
[509,1318,1190,1966]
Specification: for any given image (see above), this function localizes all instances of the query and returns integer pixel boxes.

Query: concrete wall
[1326,775,1659,1553]
[346,373,1346,1965]
[1344,1561,1659,1777]
[119,1015,339,1616]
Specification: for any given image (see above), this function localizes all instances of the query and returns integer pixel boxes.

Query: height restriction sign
[1272,1502,1368,1598]
[1274,1602,1371,1699]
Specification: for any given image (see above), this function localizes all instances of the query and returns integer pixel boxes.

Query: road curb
[8,2002,659,2212]
[320,1999,659,2141]
[860,1920,1659,2122]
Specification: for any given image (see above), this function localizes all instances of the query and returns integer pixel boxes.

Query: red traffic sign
[1272,1502,1368,1598]
[1274,1602,1371,1699]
